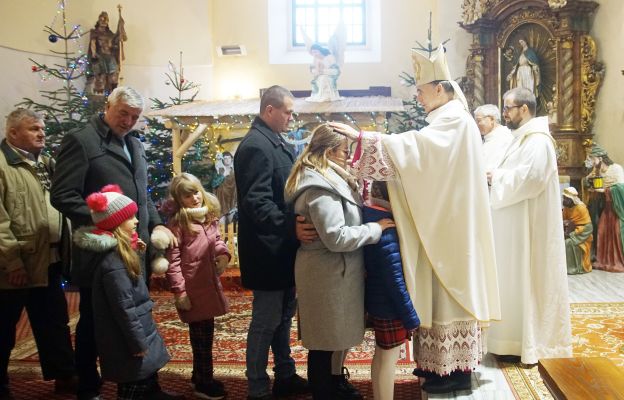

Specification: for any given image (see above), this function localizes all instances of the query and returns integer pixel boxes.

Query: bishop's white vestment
[482,125,512,172]
[352,100,501,375]
[489,116,572,364]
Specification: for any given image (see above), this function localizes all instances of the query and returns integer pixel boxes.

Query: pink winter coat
[166,220,230,323]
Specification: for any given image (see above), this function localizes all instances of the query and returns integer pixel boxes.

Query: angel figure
[304,24,346,102]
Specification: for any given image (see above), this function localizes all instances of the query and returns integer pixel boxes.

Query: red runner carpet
[8,288,421,399]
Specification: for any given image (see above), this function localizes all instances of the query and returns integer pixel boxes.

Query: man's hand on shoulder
[296,215,318,244]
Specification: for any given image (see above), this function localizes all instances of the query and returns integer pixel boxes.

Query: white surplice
[489,116,572,364]
[352,99,501,374]
[482,125,512,172]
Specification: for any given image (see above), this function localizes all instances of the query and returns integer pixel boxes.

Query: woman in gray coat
[285,125,394,399]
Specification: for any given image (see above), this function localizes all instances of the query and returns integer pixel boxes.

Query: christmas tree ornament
[17,0,94,154]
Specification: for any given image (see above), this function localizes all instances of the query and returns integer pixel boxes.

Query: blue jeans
[246,288,297,397]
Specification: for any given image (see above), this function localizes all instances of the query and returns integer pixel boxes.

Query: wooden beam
[171,127,182,175]
[173,123,209,168]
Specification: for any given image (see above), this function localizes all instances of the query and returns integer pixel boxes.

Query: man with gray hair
[51,87,178,400]
[1,108,76,399]
[474,104,512,172]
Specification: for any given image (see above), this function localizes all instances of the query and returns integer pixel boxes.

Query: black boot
[422,370,472,394]
[308,350,333,400]
[331,367,363,400]
[412,368,437,379]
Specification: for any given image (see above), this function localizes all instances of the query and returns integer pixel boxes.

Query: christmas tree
[390,12,449,133]
[142,53,217,202]
[17,0,97,154]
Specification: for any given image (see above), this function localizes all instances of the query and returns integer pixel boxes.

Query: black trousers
[307,350,334,400]
[0,263,75,384]
[189,318,215,385]
[75,286,101,394]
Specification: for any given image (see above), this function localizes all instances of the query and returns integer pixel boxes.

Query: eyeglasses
[502,105,523,113]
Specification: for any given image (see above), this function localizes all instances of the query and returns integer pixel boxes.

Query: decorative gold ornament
[554,140,569,165]
[580,35,605,134]
[548,0,567,9]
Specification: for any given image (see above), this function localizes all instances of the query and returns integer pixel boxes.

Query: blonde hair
[285,124,347,197]
[168,173,221,235]
[112,226,141,281]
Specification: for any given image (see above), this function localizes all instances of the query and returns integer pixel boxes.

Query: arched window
[292,0,366,47]
[268,0,380,64]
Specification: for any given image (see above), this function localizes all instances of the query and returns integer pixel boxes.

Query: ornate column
[559,34,575,129]
[470,47,485,107]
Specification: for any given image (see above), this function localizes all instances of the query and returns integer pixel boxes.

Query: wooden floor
[423,269,624,400]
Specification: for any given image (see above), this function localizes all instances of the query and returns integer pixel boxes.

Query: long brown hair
[285,124,347,198]
[168,173,221,235]
[112,227,141,281]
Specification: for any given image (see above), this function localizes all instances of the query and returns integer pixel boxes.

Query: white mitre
[411,44,469,111]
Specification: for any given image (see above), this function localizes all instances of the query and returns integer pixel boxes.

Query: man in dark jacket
[50,87,176,400]
[0,109,76,400]
[234,85,309,400]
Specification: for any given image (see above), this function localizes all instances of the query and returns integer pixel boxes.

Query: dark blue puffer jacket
[363,205,420,330]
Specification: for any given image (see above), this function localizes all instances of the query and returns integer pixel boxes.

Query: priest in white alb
[474,104,513,172]
[331,45,500,394]
[488,87,572,365]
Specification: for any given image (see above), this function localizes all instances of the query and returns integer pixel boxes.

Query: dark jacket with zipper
[234,117,298,290]
[74,227,170,383]
[363,205,420,330]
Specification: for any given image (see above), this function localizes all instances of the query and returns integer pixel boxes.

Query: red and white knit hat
[86,184,138,230]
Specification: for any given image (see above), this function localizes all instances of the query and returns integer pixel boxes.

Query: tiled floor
[421,269,624,399]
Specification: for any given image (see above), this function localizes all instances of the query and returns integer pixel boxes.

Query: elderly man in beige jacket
[0,108,76,399]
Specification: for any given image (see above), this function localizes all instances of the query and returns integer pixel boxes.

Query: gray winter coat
[287,167,382,350]
[73,228,170,383]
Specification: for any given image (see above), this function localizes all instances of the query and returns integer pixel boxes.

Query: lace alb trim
[414,320,484,376]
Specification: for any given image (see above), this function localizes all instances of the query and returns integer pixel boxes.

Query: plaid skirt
[369,316,408,349]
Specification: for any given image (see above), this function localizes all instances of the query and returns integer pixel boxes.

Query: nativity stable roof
[146,96,404,118]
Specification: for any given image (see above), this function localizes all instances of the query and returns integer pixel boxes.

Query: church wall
[210,0,442,101]
[0,0,619,158]
[591,0,624,162]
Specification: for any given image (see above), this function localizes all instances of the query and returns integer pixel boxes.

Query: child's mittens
[151,228,171,250]
[174,293,192,311]
[151,256,169,276]
[215,255,229,276]
[150,229,171,276]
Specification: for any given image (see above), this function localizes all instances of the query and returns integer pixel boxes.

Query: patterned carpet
[499,302,624,400]
[8,289,421,399]
[10,289,622,400]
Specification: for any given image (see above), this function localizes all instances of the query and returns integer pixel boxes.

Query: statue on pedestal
[87,6,127,95]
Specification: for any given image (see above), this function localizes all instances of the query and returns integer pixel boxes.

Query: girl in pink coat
[164,173,231,400]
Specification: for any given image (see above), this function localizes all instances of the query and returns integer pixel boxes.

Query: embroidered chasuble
[351,100,500,374]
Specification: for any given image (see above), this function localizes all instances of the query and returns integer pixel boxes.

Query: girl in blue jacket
[74,185,179,400]
[363,181,420,400]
